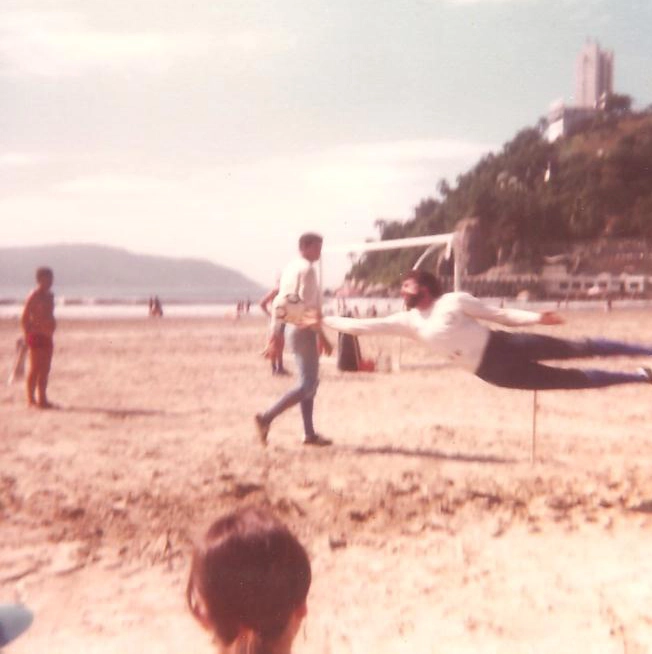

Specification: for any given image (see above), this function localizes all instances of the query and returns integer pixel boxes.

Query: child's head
[35,267,54,289]
[187,506,311,652]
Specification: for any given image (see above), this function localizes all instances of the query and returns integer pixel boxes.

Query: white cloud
[330,140,494,160]
[445,0,603,5]
[0,12,214,77]
[444,0,531,4]
[0,10,288,77]
[303,139,494,190]
[0,152,48,167]
[12,137,494,284]
[224,30,297,54]
[174,138,494,222]
[55,174,175,194]
[0,135,495,286]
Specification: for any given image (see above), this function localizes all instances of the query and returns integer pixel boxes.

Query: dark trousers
[475,330,652,390]
[261,326,319,437]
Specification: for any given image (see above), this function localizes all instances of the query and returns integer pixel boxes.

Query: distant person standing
[21,267,56,408]
[149,295,163,317]
[255,233,332,446]
[259,283,289,376]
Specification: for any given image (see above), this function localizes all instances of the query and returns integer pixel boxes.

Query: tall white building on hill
[574,40,614,109]
[546,40,614,142]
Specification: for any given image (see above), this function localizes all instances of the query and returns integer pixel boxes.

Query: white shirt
[271,257,321,327]
[323,292,542,372]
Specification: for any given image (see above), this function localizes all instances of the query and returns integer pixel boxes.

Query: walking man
[255,233,332,446]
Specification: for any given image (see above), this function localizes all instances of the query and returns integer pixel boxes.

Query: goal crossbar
[324,233,454,255]
[322,231,459,373]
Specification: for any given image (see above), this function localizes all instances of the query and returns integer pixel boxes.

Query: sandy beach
[2,310,652,653]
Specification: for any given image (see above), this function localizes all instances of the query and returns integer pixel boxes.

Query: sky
[2,0,651,288]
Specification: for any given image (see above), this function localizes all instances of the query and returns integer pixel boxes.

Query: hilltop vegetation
[351,105,652,286]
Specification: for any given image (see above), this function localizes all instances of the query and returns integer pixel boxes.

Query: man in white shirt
[255,233,333,446]
[322,270,652,390]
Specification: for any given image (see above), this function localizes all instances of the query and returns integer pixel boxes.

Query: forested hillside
[351,106,652,286]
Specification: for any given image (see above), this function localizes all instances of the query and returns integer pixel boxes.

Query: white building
[546,100,596,142]
[546,41,614,142]
[574,40,614,109]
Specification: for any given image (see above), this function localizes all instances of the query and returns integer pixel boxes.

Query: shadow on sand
[62,405,169,418]
[629,500,652,514]
[347,444,517,465]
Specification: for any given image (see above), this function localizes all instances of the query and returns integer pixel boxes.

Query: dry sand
[2,310,652,653]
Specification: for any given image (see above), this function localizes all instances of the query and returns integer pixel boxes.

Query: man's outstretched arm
[456,293,564,327]
[322,312,413,338]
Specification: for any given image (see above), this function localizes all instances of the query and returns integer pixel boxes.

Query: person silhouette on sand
[21,267,57,408]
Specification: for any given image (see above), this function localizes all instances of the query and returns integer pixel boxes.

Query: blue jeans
[475,331,652,390]
[260,326,319,437]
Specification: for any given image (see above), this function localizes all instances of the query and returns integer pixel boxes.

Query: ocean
[1,296,650,321]
[0,301,249,320]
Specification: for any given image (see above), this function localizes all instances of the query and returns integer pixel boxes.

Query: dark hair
[298,232,323,250]
[403,269,442,299]
[187,506,311,651]
[36,267,53,282]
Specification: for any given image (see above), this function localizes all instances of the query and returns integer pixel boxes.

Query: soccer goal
[322,232,460,291]
[325,232,455,267]
[322,231,461,371]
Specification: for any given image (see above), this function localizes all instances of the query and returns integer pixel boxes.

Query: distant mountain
[0,244,265,303]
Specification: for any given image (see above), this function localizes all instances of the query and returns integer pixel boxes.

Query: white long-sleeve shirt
[323,292,542,372]
[271,257,321,328]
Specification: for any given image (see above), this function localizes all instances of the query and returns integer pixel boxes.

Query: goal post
[322,231,461,296]
[324,233,455,255]
[321,231,462,371]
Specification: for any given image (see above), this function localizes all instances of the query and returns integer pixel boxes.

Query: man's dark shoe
[254,414,270,446]
[637,366,652,383]
[303,434,332,447]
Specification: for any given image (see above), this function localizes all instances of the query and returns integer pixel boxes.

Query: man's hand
[539,311,564,325]
[318,330,333,356]
[298,308,321,329]
[262,333,282,360]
